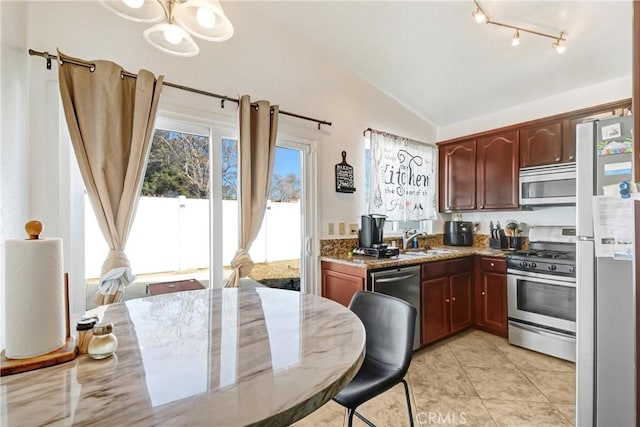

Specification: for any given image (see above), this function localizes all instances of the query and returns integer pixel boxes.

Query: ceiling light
[471,1,567,55]
[100,0,233,56]
[472,7,486,23]
[552,32,567,54]
[511,30,520,46]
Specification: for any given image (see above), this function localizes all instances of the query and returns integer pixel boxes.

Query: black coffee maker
[359,214,386,248]
[354,215,399,258]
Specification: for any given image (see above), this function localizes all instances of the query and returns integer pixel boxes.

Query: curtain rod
[28,49,332,130]
[363,127,431,147]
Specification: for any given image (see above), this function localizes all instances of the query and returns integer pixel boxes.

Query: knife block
[489,237,507,249]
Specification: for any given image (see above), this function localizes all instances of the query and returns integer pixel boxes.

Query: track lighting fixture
[472,1,567,54]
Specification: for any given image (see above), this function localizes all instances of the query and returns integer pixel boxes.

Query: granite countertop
[320,246,508,270]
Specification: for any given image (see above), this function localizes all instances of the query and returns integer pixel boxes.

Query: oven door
[507,269,576,334]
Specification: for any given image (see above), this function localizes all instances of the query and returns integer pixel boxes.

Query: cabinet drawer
[480,257,506,273]
[422,257,473,280]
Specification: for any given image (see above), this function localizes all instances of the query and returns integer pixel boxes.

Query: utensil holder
[508,236,523,251]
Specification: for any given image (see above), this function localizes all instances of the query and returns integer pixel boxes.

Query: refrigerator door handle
[576,240,595,427]
[576,121,595,237]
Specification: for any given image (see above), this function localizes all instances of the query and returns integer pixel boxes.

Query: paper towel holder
[1,221,77,376]
[25,220,43,240]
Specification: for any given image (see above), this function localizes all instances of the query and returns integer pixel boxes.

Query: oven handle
[507,269,576,286]
[509,321,575,341]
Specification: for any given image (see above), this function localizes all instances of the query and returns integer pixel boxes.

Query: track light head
[472,7,486,23]
[511,30,520,46]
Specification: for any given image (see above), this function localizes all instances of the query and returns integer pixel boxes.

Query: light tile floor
[294,329,576,426]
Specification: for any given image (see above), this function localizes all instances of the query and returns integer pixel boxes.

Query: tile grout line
[445,334,500,427]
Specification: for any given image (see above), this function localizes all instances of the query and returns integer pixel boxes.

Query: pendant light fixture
[100,0,233,57]
[471,0,567,54]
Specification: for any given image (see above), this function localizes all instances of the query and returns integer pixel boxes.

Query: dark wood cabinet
[475,257,508,337]
[476,130,519,209]
[520,121,564,167]
[421,258,473,345]
[438,139,476,211]
[421,277,450,344]
[321,261,366,307]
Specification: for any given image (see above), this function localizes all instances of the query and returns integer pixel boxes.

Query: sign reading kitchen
[368,130,437,221]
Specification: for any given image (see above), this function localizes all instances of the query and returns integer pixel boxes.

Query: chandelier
[100,0,234,57]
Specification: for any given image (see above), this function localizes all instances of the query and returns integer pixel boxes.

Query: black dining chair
[333,290,417,427]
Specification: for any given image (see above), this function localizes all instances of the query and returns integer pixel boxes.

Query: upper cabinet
[439,139,476,211]
[476,131,519,209]
[437,99,631,213]
[519,121,566,167]
[439,131,518,212]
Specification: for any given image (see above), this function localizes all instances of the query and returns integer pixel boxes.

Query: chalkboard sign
[335,151,356,193]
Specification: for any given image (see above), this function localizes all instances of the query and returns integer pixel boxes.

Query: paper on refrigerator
[591,195,636,260]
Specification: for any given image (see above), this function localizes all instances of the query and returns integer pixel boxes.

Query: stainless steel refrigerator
[575,115,635,426]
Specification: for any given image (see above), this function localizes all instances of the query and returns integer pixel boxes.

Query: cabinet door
[421,277,450,345]
[439,140,476,211]
[321,269,365,307]
[520,122,563,167]
[480,271,507,335]
[476,131,519,209]
[449,272,473,333]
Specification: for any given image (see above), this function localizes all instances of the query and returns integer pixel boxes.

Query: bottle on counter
[76,317,98,354]
[88,322,118,359]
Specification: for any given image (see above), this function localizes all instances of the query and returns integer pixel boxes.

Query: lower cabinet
[321,261,366,307]
[475,257,508,337]
[421,258,473,345]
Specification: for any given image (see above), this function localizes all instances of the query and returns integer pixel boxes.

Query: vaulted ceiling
[226,1,632,127]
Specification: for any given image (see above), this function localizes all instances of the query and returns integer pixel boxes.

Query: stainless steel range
[506,225,577,362]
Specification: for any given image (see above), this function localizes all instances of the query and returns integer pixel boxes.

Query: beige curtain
[57,51,163,305]
[225,95,278,287]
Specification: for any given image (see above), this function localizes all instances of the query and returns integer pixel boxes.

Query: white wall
[23,1,437,244]
[1,1,30,353]
[437,75,632,141]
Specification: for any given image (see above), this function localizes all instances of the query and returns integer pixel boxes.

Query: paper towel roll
[5,238,65,359]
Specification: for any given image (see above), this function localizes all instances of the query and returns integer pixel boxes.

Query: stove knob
[530,262,537,269]
[548,265,557,271]
[519,261,528,268]
[569,266,576,274]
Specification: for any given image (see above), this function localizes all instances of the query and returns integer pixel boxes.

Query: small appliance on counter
[355,214,399,258]
[443,221,473,246]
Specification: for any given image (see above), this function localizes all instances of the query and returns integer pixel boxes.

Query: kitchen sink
[401,249,456,256]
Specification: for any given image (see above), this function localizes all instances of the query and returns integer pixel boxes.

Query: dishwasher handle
[373,272,419,284]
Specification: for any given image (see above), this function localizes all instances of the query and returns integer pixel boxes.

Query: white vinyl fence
[85,196,301,279]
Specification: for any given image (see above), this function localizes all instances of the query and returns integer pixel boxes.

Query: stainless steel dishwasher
[369,265,421,350]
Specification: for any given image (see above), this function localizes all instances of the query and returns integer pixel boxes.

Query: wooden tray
[1,337,77,376]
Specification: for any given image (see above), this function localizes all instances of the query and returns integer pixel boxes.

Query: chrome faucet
[402,229,427,250]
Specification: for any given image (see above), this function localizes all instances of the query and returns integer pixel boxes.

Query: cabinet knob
[445,298,450,303]
[569,155,574,160]
[490,263,494,267]
[555,157,560,161]
[481,291,485,296]
[452,297,456,301]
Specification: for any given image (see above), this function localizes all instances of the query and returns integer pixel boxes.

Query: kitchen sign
[368,130,436,221]
[335,151,356,193]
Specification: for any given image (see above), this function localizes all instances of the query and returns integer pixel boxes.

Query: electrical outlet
[338,222,346,235]
[328,223,335,235]
[349,223,358,235]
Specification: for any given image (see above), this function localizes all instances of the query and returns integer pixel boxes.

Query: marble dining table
[0,287,366,426]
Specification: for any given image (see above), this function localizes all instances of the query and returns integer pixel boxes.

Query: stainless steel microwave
[519,162,576,206]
